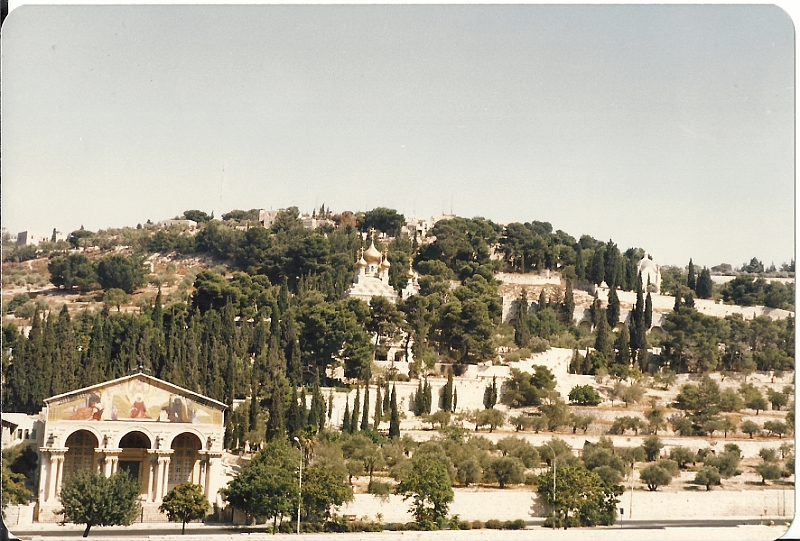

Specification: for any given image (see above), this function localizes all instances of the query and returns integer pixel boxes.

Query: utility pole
[293,437,303,535]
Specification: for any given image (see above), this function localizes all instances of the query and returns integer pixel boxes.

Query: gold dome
[364,241,382,263]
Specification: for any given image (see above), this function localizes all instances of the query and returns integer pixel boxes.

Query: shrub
[485,519,503,529]
[503,519,526,530]
[471,520,483,529]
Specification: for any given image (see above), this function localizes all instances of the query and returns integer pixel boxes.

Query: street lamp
[542,441,557,530]
[293,436,303,535]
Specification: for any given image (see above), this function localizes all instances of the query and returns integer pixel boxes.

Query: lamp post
[542,442,557,530]
[293,437,302,535]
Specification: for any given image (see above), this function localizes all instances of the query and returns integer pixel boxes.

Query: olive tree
[57,471,140,538]
[159,483,210,534]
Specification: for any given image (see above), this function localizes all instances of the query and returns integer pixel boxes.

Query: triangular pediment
[45,373,225,425]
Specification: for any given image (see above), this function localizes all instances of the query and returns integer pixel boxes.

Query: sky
[1,4,794,269]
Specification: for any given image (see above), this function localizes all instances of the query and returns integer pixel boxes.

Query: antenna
[218,161,225,217]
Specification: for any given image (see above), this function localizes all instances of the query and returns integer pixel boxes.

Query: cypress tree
[441,366,454,412]
[645,292,653,329]
[563,279,575,326]
[452,387,457,412]
[594,312,613,359]
[513,290,531,347]
[604,240,621,289]
[287,385,302,437]
[373,383,383,429]
[606,286,620,328]
[423,378,432,415]
[248,384,260,433]
[388,384,400,439]
[483,376,498,409]
[589,246,606,286]
[696,268,713,299]
[412,379,423,416]
[351,385,360,434]
[360,379,371,431]
[383,382,390,415]
[538,289,547,312]
[615,325,631,366]
[574,244,585,281]
[673,292,682,312]
[342,399,351,433]
[590,296,603,329]
[310,368,326,432]
[687,259,696,291]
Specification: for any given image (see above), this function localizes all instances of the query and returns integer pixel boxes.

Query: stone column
[146,452,158,503]
[203,452,223,501]
[38,449,50,503]
[101,449,122,477]
[51,450,67,501]
[152,450,173,502]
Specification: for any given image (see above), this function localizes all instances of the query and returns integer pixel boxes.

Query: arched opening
[64,430,98,479]
[118,430,151,495]
[169,432,202,490]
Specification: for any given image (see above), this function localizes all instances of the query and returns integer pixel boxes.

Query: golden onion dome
[364,241,383,263]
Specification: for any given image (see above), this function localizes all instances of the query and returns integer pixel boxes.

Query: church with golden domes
[345,240,399,303]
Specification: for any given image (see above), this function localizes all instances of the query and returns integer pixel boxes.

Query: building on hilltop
[345,241,398,303]
[34,373,226,523]
[638,253,662,294]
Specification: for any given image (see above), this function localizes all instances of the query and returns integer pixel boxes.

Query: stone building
[35,373,226,522]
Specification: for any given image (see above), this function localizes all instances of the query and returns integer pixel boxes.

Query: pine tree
[687,259,696,291]
[389,384,400,439]
[606,286,620,328]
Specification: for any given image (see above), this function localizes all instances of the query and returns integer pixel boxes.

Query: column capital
[199,450,223,460]
[40,447,68,458]
[95,447,123,456]
[148,449,174,458]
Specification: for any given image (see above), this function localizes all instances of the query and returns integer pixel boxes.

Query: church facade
[35,373,226,522]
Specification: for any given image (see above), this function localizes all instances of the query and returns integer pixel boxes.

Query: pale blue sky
[1,4,794,268]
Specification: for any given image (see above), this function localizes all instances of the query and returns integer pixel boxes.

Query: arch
[64,430,99,480]
[112,425,155,449]
[168,432,203,489]
[61,424,103,448]
[649,326,664,335]
[578,320,593,332]
[118,430,153,496]
[164,427,207,450]
[119,430,152,449]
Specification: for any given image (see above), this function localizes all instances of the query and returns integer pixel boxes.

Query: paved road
[5,518,794,540]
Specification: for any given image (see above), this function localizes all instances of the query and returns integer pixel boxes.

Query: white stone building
[35,373,226,522]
